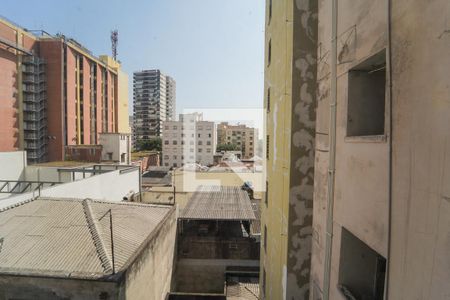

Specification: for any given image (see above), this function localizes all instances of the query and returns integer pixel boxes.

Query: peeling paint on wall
[286,0,318,299]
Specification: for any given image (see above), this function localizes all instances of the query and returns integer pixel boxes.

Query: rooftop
[0,197,173,280]
[180,186,255,221]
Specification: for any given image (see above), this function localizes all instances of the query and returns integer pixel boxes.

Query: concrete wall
[174,259,259,294]
[1,167,140,209]
[117,70,131,134]
[0,276,118,300]
[311,1,389,299]
[389,1,450,299]
[0,151,27,181]
[99,133,131,164]
[124,207,177,300]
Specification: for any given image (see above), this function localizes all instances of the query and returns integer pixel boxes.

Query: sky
[1,0,265,126]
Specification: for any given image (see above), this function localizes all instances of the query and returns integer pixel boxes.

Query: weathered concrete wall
[124,207,177,299]
[389,1,450,299]
[0,275,118,300]
[174,259,259,294]
[311,1,389,299]
[262,0,317,299]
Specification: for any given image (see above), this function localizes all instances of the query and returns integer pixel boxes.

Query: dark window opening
[267,39,272,66]
[338,228,386,300]
[347,50,386,137]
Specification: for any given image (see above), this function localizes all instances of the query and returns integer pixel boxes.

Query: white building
[162,113,216,168]
[99,133,132,164]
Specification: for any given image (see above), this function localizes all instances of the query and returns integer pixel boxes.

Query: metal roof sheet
[0,197,173,279]
[180,186,256,221]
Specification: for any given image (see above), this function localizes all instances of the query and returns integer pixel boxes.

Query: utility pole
[99,209,115,274]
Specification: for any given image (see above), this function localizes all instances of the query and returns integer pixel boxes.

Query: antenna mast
[111,30,118,60]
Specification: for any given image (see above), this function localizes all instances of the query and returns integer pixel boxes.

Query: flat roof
[0,197,173,280]
[180,186,255,221]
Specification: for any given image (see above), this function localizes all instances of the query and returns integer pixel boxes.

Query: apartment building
[263,0,450,299]
[133,69,176,146]
[260,1,317,299]
[311,1,450,299]
[217,122,257,159]
[162,113,216,167]
[0,17,129,163]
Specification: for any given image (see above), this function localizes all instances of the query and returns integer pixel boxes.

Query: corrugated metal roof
[180,186,255,221]
[0,197,173,279]
[226,282,260,299]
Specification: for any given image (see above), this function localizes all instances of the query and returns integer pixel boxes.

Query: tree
[216,143,240,152]
[137,138,162,151]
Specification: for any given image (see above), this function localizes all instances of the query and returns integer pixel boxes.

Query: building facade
[217,122,257,159]
[133,69,176,147]
[162,113,216,168]
[311,1,450,299]
[262,0,450,299]
[99,132,131,164]
[261,0,317,299]
[0,17,129,163]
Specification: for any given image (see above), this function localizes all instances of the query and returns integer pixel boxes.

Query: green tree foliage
[216,143,240,152]
[137,138,162,151]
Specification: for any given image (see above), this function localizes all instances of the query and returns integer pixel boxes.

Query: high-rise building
[216,122,257,159]
[263,0,450,299]
[162,113,216,167]
[0,17,129,163]
[261,0,318,299]
[133,70,176,147]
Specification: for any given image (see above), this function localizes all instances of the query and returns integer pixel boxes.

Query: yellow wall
[117,70,130,133]
[262,0,317,299]
[99,55,130,134]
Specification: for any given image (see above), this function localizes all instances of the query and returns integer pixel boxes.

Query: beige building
[162,113,216,167]
[217,122,257,159]
[99,132,132,164]
[262,0,450,299]
[311,1,450,299]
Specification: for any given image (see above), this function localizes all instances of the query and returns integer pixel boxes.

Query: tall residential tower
[0,17,129,163]
[133,70,176,147]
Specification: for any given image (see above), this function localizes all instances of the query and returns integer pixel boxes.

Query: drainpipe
[323,0,338,299]
[384,0,393,298]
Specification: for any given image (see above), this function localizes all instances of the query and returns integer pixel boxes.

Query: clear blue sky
[2,0,265,117]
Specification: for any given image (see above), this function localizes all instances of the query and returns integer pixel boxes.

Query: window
[264,225,267,252]
[266,135,270,160]
[198,141,202,145]
[190,141,194,145]
[181,140,185,145]
[190,148,194,153]
[164,155,169,160]
[164,125,169,130]
[206,148,211,153]
[198,126,203,130]
[165,163,169,166]
[267,87,271,113]
[198,148,202,153]
[173,163,177,167]
[206,141,211,145]
[173,155,177,159]
[164,140,169,145]
[198,133,201,138]
[347,51,386,137]
[338,228,386,300]
[265,180,268,206]
[268,0,272,24]
[267,39,271,66]
[172,140,177,145]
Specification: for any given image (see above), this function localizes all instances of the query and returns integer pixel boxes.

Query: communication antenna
[111,30,118,60]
